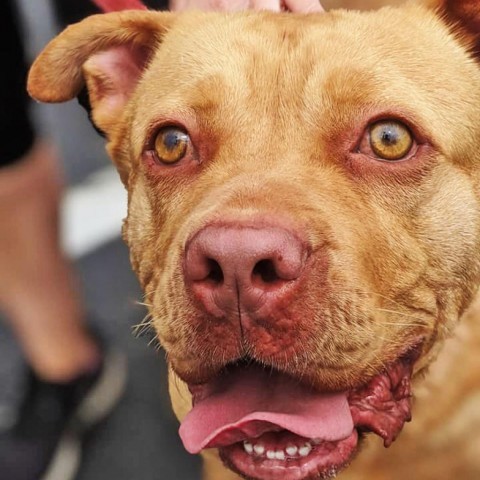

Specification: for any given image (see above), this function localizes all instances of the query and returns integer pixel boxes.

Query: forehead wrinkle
[181,73,231,114]
[223,21,323,135]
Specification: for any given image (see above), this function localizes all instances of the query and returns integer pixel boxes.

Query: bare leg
[0,141,100,382]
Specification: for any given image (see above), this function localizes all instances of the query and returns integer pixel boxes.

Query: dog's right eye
[154,127,190,165]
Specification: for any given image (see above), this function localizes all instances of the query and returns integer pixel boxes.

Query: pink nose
[184,225,308,316]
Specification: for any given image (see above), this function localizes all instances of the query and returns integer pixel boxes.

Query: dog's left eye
[154,127,190,164]
[359,120,415,161]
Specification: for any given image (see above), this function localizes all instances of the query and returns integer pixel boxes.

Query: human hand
[170,0,324,13]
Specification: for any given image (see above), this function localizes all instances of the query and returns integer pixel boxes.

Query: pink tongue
[179,366,354,454]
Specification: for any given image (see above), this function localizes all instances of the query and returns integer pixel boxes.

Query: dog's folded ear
[428,0,480,53]
[28,11,173,135]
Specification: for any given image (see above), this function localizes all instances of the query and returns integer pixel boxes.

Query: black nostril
[252,259,280,284]
[205,258,224,284]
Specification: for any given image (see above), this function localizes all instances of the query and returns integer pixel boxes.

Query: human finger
[283,0,324,12]
[251,0,282,11]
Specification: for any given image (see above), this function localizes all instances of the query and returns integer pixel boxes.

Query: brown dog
[28,1,480,479]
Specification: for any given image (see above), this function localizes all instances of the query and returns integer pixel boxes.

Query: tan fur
[28,2,480,479]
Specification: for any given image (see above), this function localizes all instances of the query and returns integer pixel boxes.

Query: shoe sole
[40,350,127,480]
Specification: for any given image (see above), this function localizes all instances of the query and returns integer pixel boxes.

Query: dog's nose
[184,225,308,316]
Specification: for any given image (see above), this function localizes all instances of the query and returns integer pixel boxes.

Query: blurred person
[0,0,322,479]
[0,2,129,479]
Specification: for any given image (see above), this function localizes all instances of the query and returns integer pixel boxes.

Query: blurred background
[0,1,200,478]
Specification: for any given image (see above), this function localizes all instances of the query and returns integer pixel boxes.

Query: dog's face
[29,2,480,479]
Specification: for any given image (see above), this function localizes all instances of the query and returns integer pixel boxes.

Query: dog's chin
[177,346,422,480]
[219,430,359,480]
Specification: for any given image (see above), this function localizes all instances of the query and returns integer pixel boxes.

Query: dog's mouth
[179,348,420,480]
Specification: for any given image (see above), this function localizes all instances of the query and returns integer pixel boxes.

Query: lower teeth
[243,441,314,459]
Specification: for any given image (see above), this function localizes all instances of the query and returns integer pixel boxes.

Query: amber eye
[369,120,413,161]
[154,127,190,164]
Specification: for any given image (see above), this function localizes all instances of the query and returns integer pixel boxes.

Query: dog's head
[29,1,480,478]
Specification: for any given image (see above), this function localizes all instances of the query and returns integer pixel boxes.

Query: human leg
[0,0,100,383]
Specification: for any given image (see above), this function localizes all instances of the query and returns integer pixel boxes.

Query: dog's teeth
[311,438,322,445]
[266,450,276,460]
[243,442,253,454]
[299,443,312,457]
[254,444,265,455]
[286,445,298,456]
[275,450,286,460]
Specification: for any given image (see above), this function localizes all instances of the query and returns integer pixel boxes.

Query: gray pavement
[0,240,201,480]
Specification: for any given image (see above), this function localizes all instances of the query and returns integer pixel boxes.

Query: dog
[28,1,480,479]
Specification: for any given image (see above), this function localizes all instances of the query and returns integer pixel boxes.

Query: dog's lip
[348,344,420,448]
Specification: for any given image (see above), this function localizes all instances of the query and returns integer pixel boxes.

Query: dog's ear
[427,0,480,53]
[28,11,173,135]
